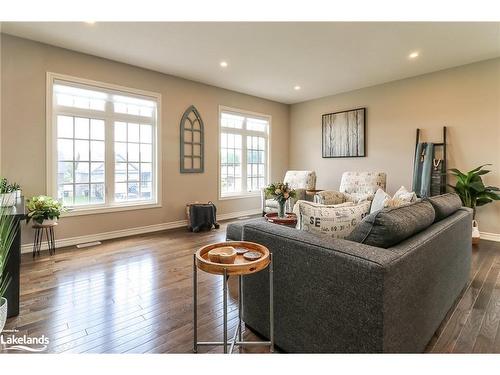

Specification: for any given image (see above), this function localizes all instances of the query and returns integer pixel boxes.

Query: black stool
[32,223,57,257]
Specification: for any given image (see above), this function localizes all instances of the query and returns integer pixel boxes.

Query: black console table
[4,197,25,317]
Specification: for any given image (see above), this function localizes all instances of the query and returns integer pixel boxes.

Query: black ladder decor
[413,126,447,197]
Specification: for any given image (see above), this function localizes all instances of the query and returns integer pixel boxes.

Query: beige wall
[290,58,500,234]
[0,34,290,245]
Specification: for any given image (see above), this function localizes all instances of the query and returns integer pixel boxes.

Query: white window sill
[219,192,261,201]
[61,202,162,217]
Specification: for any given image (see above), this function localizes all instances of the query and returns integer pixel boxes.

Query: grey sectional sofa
[226,201,472,353]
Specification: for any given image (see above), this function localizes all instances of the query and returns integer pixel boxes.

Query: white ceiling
[2,22,500,104]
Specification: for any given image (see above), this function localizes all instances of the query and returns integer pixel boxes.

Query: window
[219,107,270,198]
[48,73,161,214]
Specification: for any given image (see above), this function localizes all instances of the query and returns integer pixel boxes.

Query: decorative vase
[278,200,286,218]
[472,220,480,245]
[0,192,17,207]
[0,297,7,333]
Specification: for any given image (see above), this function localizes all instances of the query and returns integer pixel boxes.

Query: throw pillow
[426,193,462,222]
[346,200,436,248]
[296,200,370,239]
[393,186,418,203]
[370,188,391,214]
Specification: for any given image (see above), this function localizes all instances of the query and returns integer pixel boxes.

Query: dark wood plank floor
[3,219,500,353]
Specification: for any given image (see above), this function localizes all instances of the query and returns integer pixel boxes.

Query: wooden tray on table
[196,241,270,276]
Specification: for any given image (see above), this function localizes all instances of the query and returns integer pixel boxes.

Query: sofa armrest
[240,221,397,353]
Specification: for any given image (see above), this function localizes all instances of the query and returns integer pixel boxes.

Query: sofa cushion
[426,193,462,222]
[295,200,370,239]
[346,200,435,248]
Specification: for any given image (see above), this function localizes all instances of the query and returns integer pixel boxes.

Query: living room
[1,1,500,373]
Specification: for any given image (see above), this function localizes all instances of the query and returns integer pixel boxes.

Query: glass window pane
[75,140,90,161]
[57,139,73,161]
[75,162,90,183]
[128,143,140,162]
[115,122,127,142]
[128,163,140,181]
[57,116,73,138]
[91,162,104,183]
[58,162,73,184]
[91,141,105,162]
[74,117,90,139]
[247,118,268,132]
[115,163,127,182]
[115,182,127,201]
[221,113,244,129]
[90,184,105,204]
[115,142,127,162]
[128,182,139,200]
[74,184,90,205]
[140,124,152,143]
[140,181,152,200]
[58,184,74,205]
[128,123,140,142]
[141,163,152,182]
[90,119,105,140]
[140,144,152,162]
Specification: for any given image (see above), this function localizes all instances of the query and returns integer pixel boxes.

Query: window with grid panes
[49,76,159,211]
[219,108,269,198]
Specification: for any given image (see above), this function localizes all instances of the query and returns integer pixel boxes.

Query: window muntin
[50,77,159,211]
[219,109,269,198]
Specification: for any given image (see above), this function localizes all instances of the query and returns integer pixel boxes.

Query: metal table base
[193,253,274,354]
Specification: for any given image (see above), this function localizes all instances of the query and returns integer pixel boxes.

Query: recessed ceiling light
[220,61,228,68]
[294,85,301,91]
[409,51,419,59]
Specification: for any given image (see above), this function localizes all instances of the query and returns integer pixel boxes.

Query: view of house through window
[219,108,269,198]
[51,76,159,210]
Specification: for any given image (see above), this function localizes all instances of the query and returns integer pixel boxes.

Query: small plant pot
[0,297,7,333]
[40,218,58,226]
[0,192,17,207]
[472,220,480,245]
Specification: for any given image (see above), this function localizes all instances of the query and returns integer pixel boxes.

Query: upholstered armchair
[314,171,386,205]
[261,170,317,215]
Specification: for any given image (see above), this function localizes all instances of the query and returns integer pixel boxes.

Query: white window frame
[218,105,271,200]
[46,72,162,217]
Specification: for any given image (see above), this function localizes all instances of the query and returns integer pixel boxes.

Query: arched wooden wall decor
[180,105,204,173]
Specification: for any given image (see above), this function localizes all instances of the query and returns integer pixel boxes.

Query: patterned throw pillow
[295,200,371,239]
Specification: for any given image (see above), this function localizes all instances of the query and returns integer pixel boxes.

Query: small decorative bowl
[208,246,237,264]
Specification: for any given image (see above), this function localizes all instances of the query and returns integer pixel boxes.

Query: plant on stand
[26,196,65,225]
[265,182,296,218]
[0,207,18,332]
[449,164,500,244]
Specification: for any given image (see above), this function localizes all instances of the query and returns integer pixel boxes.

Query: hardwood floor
[2,219,500,353]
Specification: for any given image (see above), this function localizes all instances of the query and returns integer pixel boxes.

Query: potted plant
[1,207,18,332]
[449,164,500,244]
[265,182,296,218]
[0,178,21,207]
[26,195,65,225]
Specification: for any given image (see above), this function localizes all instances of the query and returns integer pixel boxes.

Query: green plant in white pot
[449,164,500,244]
[26,196,65,225]
[1,207,18,332]
[0,178,21,207]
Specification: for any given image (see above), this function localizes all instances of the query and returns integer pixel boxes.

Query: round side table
[193,241,274,354]
[32,222,57,257]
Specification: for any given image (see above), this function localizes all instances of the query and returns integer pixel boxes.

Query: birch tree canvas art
[322,108,366,158]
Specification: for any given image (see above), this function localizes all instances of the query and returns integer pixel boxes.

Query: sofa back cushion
[426,193,462,222]
[346,200,435,248]
[295,200,371,239]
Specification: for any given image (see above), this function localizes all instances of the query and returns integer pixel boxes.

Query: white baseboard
[21,208,261,254]
[479,231,500,242]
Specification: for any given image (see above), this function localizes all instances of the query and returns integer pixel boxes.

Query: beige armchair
[261,170,317,215]
[314,171,386,205]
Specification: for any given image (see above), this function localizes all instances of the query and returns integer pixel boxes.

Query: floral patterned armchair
[314,171,386,205]
[262,170,317,215]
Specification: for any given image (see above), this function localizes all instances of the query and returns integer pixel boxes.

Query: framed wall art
[322,107,366,158]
